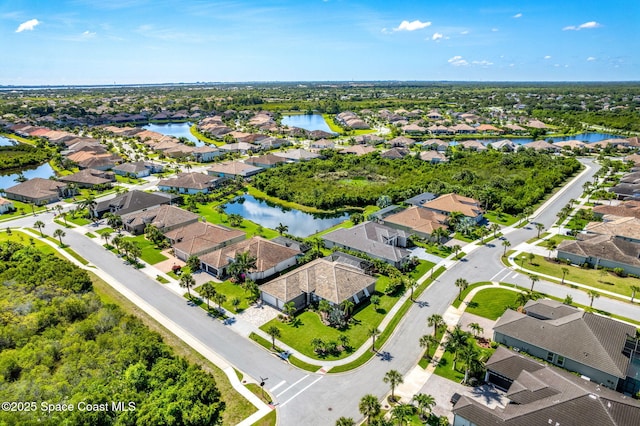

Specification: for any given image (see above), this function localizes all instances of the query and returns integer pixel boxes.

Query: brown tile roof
[260,258,376,305]
[199,236,300,272]
[245,154,287,167]
[422,193,483,218]
[522,140,559,151]
[339,145,376,156]
[165,222,246,257]
[158,172,219,190]
[121,205,199,230]
[383,206,448,235]
[207,161,262,176]
[558,234,640,268]
[5,178,66,199]
[585,216,640,240]
[457,139,487,150]
[58,169,114,186]
[593,201,640,219]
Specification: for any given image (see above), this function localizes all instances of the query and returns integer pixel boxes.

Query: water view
[281,114,335,133]
[0,136,17,146]
[223,195,348,238]
[0,162,56,190]
[144,122,204,146]
[472,132,626,145]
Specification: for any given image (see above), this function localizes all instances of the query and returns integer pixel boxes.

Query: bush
[613,267,626,277]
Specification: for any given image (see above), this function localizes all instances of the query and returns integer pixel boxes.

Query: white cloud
[16,18,40,33]
[587,56,596,61]
[82,30,96,39]
[460,30,469,35]
[432,32,443,41]
[544,55,552,60]
[472,60,493,66]
[563,21,602,31]
[394,20,431,32]
[448,56,468,66]
[491,28,499,32]
[513,13,522,18]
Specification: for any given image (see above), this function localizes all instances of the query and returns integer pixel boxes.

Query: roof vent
[588,394,598,400]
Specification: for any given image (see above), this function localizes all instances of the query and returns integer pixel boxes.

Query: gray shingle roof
[322,221,411,263]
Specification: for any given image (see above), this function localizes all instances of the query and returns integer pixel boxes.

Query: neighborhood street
[6,157,640,425]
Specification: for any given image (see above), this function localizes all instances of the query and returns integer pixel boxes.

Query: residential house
[427,124,451,135]
[0,197,15,214]
[554,140,589,151]
[381,147,411,159]
[273,149,321,162]
[322,221,411,267]
[120,205,200,235]
[503,123,526,133]
[453,346,640,426]
[5,178,69,205]
[493,299,639,393]
[389,136,417,147]
[93,190,175,218]
[207,162,263,179]
[593,200,640,220]
[244,154,287,169]
[449,123,476,134]
[158,172,224,194]
[422,193,484,223]
[476,124,503,134]
[259,257,377,312]
[584,216,640,243]
[192,145,222,162]
[58,169,115,188]
[422,139,449,152]
[456,140,487,151]
[198,236,300,280]
[418,150,448,164]
[218,142,260,155]
[401,124,427,135]
[338,145,376,156]
[271,236,311,253]
[488,139,518,151]
[257,137,290,150]
[522,140,561,152]
[113,161,163,178]
[309,139,335,150]
[353,134,385,146]
[557,234,640,276]
[164,221,246,261]
[382,206,448,240]
[403,192,437,207]
[610,183,640,200]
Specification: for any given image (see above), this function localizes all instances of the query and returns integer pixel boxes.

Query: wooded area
[0,144,50,171]
[252,150,582,213]
[0,242,225,425]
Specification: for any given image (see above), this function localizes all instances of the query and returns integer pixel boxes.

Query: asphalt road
[8,157,640,425]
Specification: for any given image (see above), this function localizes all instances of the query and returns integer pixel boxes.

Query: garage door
[261,292,278,308]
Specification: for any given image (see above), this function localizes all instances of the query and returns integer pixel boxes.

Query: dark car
[450,392,461,405]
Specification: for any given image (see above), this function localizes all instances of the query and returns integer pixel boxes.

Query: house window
[547,352,555,362]
[556,356,565,366]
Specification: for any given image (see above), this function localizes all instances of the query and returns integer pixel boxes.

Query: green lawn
[452,282,492,308]
[535,234,575,247]
[260,279,402,360]
[567,216,589,231]
[0,199,47,220]
[195,280,252,313]
[195,201,280,240]
[433,339,495,383]
[0,230,60,257]
[484,210,519,226]
[453,232,475,243]
[408,260,435,280]
[524,254,640,297]
[465,288,520,320]
[123,234,168,265]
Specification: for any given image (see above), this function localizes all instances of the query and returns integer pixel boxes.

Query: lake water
[0,162,56,190]
[223,195,348,238]
[281,114,335,133]
[144,122,203,146]
[0,136,17,146]
[466,132,625,145]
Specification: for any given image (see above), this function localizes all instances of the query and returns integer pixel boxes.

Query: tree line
[0,144,51,171]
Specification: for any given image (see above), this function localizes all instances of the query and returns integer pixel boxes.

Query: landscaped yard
[196,201,280,240]
[523,254,640,297]
[452,282,492,308]
[259,279,402,360]
[123,234,168,265]
[0,229,60,257]
[465,288,520,320]
[195,280,252,313]
[433,341,494,384]
[484,210,518,226]
[535,234,575,247]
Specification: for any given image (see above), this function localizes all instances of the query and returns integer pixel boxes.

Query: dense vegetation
[0,242,224,425]
[253,149,581,213]
[0,144,50,171]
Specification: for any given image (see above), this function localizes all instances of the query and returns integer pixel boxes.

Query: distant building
[5,178,69,205]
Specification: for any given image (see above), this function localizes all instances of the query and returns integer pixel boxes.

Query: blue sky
[1,0,638,85]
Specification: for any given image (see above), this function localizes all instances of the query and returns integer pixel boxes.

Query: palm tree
[431,227,448,245]
[631,285,640,303]
[390,403,413,426]
[275,222,288,236]
[545,239,557,258]
[502,239,511,256]
[341,299,355,317]
[412,393,436,420]
[368,327,380,352]
[335,417,356,426]
[111,235,123,253]
[427,314,445,337]
[128,243,142,265]
[53,229,65,246]
[461,341,481,385]
[444,325,470,371]
[359,394,381,425]
[105,212,123,233]
[468,322,483,338]
[33,220,45,237]
[213,293,227,311]
[101,230,112,245]
[179,272,196,299]
[406,278,418,301]
[529,274,540,292]
[490,222,501,238]
[267,325,281,349]
[535,222,544,239]
[80,195,97,217]
[370,295,381,312]
[228,250,257,282]
[448,211,464,228]
[228,213,243,227]
[283,301,296,320]
[54,204,63,217]
[419,335,438,359]
[561,267,569,285]
[455,278,469,301]
[452,244,461,258]
[383,370,404,401]
[588,289,600,308]
[199,281,217,310]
